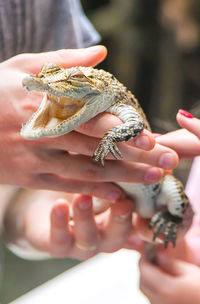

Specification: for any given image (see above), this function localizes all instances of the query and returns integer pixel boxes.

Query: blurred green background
[1,0,200,302]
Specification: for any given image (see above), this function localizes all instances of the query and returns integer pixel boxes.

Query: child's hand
[21,192,133,260]
[156,109,200,158]
[176,109,200,140]
[139,253,200,304]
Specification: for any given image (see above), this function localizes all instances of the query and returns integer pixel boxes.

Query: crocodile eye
[69,69,85,78]
[41,63,61,74]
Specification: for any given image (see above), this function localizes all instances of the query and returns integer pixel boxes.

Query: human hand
[0,46,178,195]
[14,191,133,260]
[155,109,200,158]
[139,253,200,304]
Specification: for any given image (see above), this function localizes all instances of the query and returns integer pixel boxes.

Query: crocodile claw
[149,211,182,248]
[93,137,122,166]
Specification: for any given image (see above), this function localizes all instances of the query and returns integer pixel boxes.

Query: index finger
[76,112,156,151]
[177,110,200,140]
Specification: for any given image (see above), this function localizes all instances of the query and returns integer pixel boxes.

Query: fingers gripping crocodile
[21,64,192,248]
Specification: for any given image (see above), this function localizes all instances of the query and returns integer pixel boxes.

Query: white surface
[12,249,150,304]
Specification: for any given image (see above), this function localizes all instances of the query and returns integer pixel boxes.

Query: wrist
[3,188,33,242]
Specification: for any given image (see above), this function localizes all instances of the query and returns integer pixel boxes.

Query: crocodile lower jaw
[21,93,85,139]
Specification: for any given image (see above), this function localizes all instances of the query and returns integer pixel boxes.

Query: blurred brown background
[84,0,200,129]
[1,0,200,302]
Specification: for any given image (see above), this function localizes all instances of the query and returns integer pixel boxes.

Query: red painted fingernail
[78,195,92,210]
[178,109,194,118]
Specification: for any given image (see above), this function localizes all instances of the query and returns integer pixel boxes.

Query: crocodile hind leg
[149,174,190,248]
[149,211,182,248]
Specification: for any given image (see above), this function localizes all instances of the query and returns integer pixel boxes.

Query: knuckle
[11,154,31,172]
[78,120,94,135]
[79,239,96,249]
[53,236,71,246]
[11,146,45,173]
[84,167,101,180]
[26,173,54,189]
[103,244,120,253]
[37,173,72,192]
[81,232,97,245]
[85,140,98,156]
[22,175,36,188]
[49,247,71,258]
[35,173,53,185]
[55,49,73,64]
[24,155,44,172]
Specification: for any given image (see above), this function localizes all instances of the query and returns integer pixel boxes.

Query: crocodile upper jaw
[20,92,86,139]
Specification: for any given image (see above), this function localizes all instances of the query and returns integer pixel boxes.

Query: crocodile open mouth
[32,93,85,130]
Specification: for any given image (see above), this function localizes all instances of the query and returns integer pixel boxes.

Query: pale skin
[139,110,200,304]
[0,45,179,199]
[4,190,134,260]
[0,45,183,261]
[156,111,200,158]
[2,110,198,260]
[139,255,200,304]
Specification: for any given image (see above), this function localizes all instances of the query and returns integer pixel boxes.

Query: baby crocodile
[21,64,192,247]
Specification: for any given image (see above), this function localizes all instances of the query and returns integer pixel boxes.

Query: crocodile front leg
[93,104,144,166]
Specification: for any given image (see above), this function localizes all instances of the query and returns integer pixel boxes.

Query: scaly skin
[21,64,193,247]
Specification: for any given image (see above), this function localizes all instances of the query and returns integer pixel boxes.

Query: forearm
[2,188,54,259]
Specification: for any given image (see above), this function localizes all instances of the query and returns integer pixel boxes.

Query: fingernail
[115,212,131,222]
[56,198,68,204]
[87,45,102,52]
[135,135,151,150]
[78,196,92,210]
[144,167,161,183]
[158,153,175,169]
[107,189,122,200]
[178,109,194,118]
[54,206,67,218]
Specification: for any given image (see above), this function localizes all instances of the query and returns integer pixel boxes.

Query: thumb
[7,45,107,74]
[157,253,196,276]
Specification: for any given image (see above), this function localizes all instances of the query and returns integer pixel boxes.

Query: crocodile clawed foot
[93,137,122,166]
[149,211,182,248]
